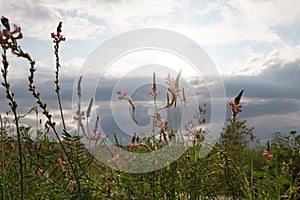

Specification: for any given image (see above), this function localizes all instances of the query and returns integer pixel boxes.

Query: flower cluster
[90,129,103,140]
[107,154,120,165]
[183,123,194,137]
[117,90,131,101]
[227,89,244,122]
[73,111,85,121]
[51,22,65,42]
[0,16,23,45]
[165,73,181,96]
[149,86,159,97]
[127,143,139,150]
[263,140,274,165]
[149,73,159,97]
[154,114,168,130]
[124,155,137,167]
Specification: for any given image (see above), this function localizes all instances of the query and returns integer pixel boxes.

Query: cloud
[0,0,105,41]
[2,0,299,46]
[220,44,300,138]
[224,45,300,99]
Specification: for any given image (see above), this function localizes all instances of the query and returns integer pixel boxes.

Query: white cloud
[0,0,105,41]
[1,0,299,45]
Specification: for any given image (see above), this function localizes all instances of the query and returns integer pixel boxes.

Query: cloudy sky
[0,0,300,143]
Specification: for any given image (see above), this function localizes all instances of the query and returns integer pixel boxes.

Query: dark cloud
[1,57,300,141]
[224,61,300,99]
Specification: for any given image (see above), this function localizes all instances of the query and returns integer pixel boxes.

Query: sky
[0,0,300,144]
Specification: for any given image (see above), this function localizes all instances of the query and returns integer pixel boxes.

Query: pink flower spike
[263,150,269,158]
[227,101,234,108]
[149,87,159,97]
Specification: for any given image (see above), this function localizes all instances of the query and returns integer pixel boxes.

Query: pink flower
[51,22,66,41]
[73,111,85,121]
[183,123,194,137]
[154,118,168,130]
[108,154,120,165]
[44,173,49,179]
[128,143,139,150]
[90,130,103,140]
[227,101,242,113]
[149,87,159,97]
[0,16,23,43]
[117,90,131,101]
[263,149,269,158]
[38,168,44,175]
[263,141,274,164]
[124,155,137,167]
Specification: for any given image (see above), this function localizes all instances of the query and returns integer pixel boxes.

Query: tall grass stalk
[1,47,24,200]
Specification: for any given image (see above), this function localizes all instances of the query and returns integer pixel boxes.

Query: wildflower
[0,16,23,43]
[51,22,65,42]
[149,72,159,97]
[262,149,270,158]
[124,155,137,167]
[149,87,159,97]
[263,140,274,165]
[108,154,120,165]
[127,143,139,150]
[154,114,168,130]
[44,173,49,179]
[117,90,131,101]
[38,168,44,175]
[73,111,85,121]
[227,89,244,122]
[90,129,103,140]
[183,123,194,137]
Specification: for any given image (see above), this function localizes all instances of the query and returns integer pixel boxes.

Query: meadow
[0,17,299,200]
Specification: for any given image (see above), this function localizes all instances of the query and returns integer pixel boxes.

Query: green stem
[27,53,83,200]
[54,42,66,131]
[1,48,24,200]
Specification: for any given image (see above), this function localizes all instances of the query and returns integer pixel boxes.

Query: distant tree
[220,119,256,151]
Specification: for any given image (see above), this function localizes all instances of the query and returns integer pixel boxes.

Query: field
[1,17,300,200]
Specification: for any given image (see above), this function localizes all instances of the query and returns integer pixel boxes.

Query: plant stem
[1,48,24,200]
[54,41,66,131]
